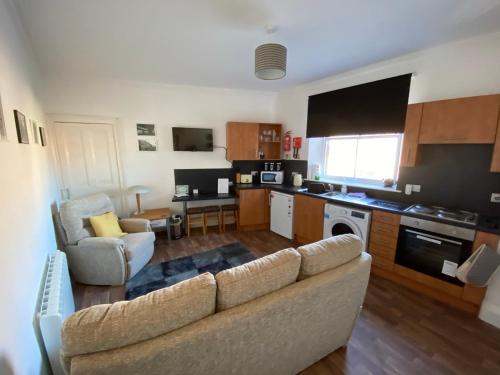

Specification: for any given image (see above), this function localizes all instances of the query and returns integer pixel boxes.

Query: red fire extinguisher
[283,131,292,152]
[292,136,302,159]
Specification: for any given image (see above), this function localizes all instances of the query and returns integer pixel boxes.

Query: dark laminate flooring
[73,229,500,375]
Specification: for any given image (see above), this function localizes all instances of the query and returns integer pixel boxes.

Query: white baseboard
[479,302,500,329]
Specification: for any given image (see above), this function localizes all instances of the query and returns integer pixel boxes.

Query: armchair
[57,193,155,286]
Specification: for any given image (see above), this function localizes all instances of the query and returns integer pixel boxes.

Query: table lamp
[127,185,151,214]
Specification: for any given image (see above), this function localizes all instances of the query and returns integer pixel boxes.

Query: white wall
[0,0,58,374]
[275,30,500,160]
[42,79,276,214]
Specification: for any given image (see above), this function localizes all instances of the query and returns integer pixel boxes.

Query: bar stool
[186,207,204,237]
[221,204,239,232]
[203,206,222,234]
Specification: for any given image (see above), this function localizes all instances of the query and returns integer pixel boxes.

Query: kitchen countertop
[234,183,500,235]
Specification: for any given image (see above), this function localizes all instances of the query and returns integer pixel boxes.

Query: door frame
[47,114,127,214]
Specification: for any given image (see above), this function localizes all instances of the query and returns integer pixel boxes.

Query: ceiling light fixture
[255,25,287,80]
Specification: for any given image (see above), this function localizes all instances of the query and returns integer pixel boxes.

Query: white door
[53,120,123,211]
[270,192,294,239]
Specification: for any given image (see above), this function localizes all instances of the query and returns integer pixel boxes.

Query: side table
[132,208,172,241]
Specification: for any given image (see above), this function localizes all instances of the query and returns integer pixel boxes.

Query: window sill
[308,177,402,193]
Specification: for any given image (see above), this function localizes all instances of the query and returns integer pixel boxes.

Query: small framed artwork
[39,126,47,147]
[0,92,6,141]
[137,123,156,136]
[14,110,29,144]
[138,136,157,151]
[30,119,39,144]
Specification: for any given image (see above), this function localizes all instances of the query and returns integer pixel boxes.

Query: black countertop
[172,193,236,202]
[234,183,500,235]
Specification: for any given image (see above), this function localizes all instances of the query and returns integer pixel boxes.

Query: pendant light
[255,25,287,80]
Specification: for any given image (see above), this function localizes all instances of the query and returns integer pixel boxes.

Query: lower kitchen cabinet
[368,210,400,271]
[293,194,326,244]
[237,188,270,231]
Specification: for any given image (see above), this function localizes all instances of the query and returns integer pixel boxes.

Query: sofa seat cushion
[61,272,216,358]
[297,233,363,280]
[122,232,155,278]
[215,248,301,311]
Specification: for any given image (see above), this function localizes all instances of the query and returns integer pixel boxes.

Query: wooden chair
[221,204,239,232]
[203,206,222,234]
[186,207,204,237]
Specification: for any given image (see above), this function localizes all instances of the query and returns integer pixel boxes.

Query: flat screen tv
[306,74,412,138]
[172,127,213,151]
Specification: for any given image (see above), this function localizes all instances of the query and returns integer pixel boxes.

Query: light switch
[412,185,421,193]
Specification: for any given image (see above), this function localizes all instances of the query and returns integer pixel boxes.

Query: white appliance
[270,191,294,239]
[323,203,371,248]
[38,250,75,375]
[261,170,284,184]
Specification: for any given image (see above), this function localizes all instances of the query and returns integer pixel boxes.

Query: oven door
[396,226,472,285]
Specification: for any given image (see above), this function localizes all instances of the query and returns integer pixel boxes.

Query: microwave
[260,171,284,184]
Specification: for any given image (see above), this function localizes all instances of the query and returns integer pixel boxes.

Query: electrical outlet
[412,185,421,193]
[405,184,412,195]
[491,193,500,203]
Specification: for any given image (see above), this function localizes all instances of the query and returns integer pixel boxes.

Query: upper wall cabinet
[400,103,423,167]
[226,122,282,160]
[418,94,500,144]
[491,116,500,172]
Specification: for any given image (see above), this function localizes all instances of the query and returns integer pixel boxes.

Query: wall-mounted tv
[172,127,213,151]
[306,74,412,138]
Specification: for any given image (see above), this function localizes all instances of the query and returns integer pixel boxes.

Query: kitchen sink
[321,191,342,197]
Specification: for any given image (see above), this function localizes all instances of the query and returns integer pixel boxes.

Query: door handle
[416,235,442,245]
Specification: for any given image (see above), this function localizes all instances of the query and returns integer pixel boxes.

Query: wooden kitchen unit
[293,194,326,244]
[369,209,498,315]
[226,122,282,160]
[236,188,270,231]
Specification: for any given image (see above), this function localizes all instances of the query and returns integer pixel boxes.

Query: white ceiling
[14,0,500,91]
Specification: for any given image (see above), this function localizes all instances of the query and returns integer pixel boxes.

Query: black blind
[306,74,411,138]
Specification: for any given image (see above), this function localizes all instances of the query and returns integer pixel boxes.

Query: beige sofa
[61,234,371,375]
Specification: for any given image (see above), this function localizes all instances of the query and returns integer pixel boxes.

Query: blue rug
[125,242,256,300]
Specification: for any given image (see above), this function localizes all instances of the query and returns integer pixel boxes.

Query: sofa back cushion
[61,272,216,358]
[297,234,363,279]
[215,248,301,311]
[59,193,115,244]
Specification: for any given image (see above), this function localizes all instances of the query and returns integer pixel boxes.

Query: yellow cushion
[89,212,127,238]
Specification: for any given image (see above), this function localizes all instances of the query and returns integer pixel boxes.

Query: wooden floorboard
[73,229,500,375]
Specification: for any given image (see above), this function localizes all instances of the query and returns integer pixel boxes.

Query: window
[322,134,403,185]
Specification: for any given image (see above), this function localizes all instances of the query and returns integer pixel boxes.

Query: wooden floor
[74,229,500,375]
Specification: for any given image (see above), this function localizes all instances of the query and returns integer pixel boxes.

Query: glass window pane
[325,138,357,177]
[355,136,399,180]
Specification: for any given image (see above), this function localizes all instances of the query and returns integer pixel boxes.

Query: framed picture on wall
[30,119,39,144]
[0,92,6,141]
[138,136,157,151]
[137,123,156,136]
[14,110,29,144]
[39,126,47,147]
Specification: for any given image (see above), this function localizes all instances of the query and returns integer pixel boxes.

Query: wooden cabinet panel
[226,122,259,160]
[370,222,399,238]
[491,116,500,172]
[293,194,326,244]
[238,188,269,228]
[372,210,401,226]
[418,95,500,144]
[370,233,398,253]
[370,241,396,260]
[400,103,423,167]
[372,256,394,271]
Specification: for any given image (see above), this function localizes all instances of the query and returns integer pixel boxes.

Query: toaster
[240,174,253,184]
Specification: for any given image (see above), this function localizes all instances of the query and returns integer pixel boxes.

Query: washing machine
[323,203,371,248]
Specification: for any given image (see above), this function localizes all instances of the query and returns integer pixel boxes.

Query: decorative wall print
[30,119,39,144]
[39,126,47,147]
[0,92,6,140]
[137,123,156,136]
[14,110,29,144]
[138,136,157,151]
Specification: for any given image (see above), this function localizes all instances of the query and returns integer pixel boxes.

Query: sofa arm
[65,237,127,286]
[119,218,152,233]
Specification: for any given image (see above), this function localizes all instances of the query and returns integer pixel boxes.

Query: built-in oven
[396,216,476,285]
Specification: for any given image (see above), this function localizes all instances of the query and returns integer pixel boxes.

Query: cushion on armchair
[90,212,127,238]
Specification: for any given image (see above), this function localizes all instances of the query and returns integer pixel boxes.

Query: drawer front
[369,241,396,260]
[370,232,398,250]
[370,222,399,238]
[372,210,400,226]
[372,255,394,271]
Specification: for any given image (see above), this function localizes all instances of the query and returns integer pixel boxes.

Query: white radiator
[38,250,75,375]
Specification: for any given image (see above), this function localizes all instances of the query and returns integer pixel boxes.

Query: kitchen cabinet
[226,122,282,160]
[293,194,326,244]
[491,115,500,172]
[368,210,400,271]
[237,188,270,231]
[400,103,423,167]
[418,94,500,144]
